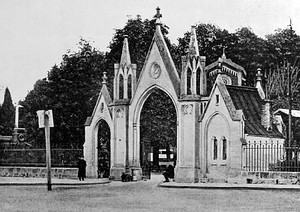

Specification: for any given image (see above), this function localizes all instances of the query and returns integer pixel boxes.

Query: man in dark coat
[77,157,87,181]
[163,164,174,182]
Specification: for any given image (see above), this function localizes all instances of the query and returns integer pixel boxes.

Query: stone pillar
[110,104,129,180]
[176,102,201,183]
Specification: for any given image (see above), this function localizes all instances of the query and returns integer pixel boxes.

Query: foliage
[0,87,15,135]
[18,13,300,151]
[265,28,300,64]
[20,39,107,148]
[140,89,177,167]
[266,63,300,110]
[177,24,268,86]
[107,15,174,79]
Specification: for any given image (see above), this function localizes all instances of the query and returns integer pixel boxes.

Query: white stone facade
[84,8,284,182]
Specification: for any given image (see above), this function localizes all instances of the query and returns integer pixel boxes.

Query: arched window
[128,74,132,99]
[196,67,201,95]
[213,136,218,160]
[222,137,227,160]
[187,68,192,95]
[119,74,124,99]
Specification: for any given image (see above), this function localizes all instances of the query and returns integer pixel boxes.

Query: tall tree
[0,87,15,135]
[20,39,107,148]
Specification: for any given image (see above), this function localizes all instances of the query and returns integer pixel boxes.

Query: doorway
[97,119,110,178]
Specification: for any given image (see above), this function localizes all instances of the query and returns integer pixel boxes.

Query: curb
[157,182,300,191]
[0,180,111,186]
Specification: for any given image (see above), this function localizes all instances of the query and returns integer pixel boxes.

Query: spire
[154,7,162,31]
[120,35,131,66]
[188,26,199,57]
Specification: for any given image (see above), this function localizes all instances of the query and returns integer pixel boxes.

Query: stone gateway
[84,8,284,183]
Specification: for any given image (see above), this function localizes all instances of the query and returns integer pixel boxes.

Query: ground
[1,173,300,212]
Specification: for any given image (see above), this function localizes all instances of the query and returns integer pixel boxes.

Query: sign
[37,110,45,128]
[36,109,54,191]
[45,110,54,128]
[36,110,54,128]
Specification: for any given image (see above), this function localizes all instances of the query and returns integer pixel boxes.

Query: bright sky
[1,0,300,104]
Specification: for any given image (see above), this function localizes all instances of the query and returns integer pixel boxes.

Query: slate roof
[226,85,283,138]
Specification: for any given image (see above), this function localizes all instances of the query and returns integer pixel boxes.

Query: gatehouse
[84,8,284,182]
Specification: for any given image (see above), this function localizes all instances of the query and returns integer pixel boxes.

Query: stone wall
[241,171,300,185]
[0,167,78,179]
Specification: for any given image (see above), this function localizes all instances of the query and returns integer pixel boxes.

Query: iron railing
[0,149,83,167]
[243,140,300,172]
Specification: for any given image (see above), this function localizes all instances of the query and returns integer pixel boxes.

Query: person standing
[77,156,87,181]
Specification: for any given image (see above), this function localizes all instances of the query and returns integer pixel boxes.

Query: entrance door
[97,120,110,178]
[206,114,229,178]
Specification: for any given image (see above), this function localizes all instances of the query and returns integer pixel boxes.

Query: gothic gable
[199,75,243,122]
[135,29,180,98]
[84,84,112,126]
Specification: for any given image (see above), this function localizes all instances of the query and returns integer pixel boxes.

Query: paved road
[1,173,300,212]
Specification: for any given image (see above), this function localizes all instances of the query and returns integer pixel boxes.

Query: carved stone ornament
[100,103,104,113]
[182,104,193,115]
[115,109,124,118]
[150,63,161,79]
[222,75,232,85]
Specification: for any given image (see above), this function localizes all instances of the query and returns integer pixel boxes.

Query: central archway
[138,87,178,179]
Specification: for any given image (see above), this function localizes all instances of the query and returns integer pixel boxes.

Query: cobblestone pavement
[1,173,300,212]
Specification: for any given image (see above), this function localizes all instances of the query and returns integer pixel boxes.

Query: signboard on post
[37,110,45,128]
[36,110,54,191]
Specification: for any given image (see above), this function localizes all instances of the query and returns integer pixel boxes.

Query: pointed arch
[119,73,124,99]
[204,112,230,172]
[186,67,192,95]
[196,67,201,95]
[128,74,132,99]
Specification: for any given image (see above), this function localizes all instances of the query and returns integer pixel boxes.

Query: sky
[1,0,300,104]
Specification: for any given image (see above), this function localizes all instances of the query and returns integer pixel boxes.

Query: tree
[0,87,15,135]
[177,24,268,87]
[20,39,107,148]
[265,28,300,66]
[107,15,173,79]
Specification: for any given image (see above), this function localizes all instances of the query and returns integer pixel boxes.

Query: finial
[255,68,265,99]
[217,58,223,74]
[120,35,131,66]
[256,68,263,81]
[102,72,107,84]
[154,7,162,27]
[188,25,199,57]
[222,46,227,59]
[154,7,162,20]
